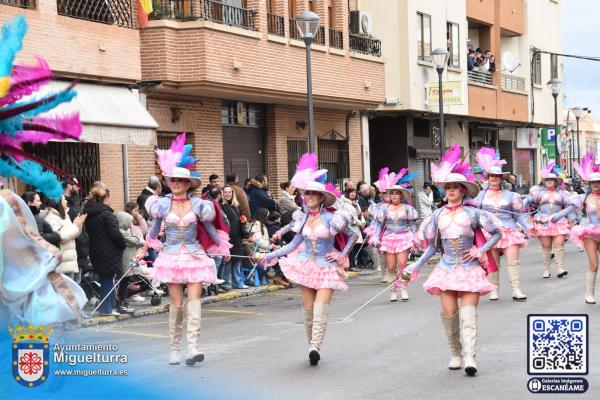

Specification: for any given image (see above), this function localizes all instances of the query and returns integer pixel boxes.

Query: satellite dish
[361,13,372,35]
[502,51,521,73]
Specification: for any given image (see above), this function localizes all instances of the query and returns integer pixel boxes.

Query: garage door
[222,126,265,180]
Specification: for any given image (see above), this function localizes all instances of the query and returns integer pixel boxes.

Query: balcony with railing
[329,28,343,49]
[468,70,494,86]
[349,34,381,57]
[149,0,256,30]
[288,20,325,46]
[501,74,525,91]
[56,0,133,28]
[0,0,34,8]
[267,12,284,36]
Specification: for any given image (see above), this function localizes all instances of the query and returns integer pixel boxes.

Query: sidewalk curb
[81,271,361,328]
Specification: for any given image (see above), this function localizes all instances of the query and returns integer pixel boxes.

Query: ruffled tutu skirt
[483,227,527,249]
[570,224,600,248]
[152,245,217,284]
[529,218,570,237]
[380,231,417,253]
[279,251,348,291]
[423,263,494,296]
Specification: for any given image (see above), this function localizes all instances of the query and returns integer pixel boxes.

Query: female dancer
[402,144,501,376]
[525,163,574,279]
[370,168,418,302]
[257,154,358,366]
[474,148,529,301]
[571,152,600,303]
[144,134,231,366]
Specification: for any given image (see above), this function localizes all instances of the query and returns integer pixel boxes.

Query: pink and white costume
[372,203,418,253]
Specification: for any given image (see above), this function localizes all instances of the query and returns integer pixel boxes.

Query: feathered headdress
[154,132,199,177]
[475,147,507,176]
[430,143,475,183]
[373,167,417,193]
[0,16,82,200]
[573,151,600,181]
[290,153,328,189]
[540,161,565,180]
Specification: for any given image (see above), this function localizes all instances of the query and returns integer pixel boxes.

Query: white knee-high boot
[488,271,500,300]
[460,305,478,376]
[309,302,330,366]
[586,271,597,304]
[554,244,567,278]
[542,249,552,278]
[507,260,527,301]
[168,304,183,365]
[185,299,204,366]
[303,306,314,343]
[441,311,462,370]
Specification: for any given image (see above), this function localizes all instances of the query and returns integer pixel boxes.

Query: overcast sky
[561,0,599,117]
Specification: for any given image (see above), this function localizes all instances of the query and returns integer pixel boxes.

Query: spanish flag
[138,0,153,29]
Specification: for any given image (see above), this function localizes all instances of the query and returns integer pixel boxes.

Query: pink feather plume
[325,182,341,197]
[296,153,317,172]
[170,133,187,153]
[431,143,474,182]
[0,58,53,107]
[373,167,389,192]
[573,151,598,180]
[475,147,506,173]
[540,162,556,178]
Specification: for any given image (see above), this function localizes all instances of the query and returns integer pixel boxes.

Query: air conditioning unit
[349,10,373,35]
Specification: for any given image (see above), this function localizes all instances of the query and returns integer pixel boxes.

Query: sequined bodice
[538,191,564,214]
[384,205,412,232]
[438,207,472,239]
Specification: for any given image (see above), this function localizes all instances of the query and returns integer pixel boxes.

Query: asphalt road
[74,242,599,400]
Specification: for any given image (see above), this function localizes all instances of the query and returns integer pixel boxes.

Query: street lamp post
[431,48,449,159]
[296,11,321,153]
[573,107,584,162]
[547,79,561,164]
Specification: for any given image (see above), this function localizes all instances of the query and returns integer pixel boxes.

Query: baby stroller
[355,245,374,268]
[126,260,165,306]
[79,259,101,306]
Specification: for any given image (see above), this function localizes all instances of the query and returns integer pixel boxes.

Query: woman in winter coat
[83,187,126,316]
[221,186,249,289]
[21,191,61,248]
[43,195,86,278]
[279,181,301,216]
[115,211,145,314]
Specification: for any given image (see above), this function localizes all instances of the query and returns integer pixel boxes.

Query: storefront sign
[427,81,463,105]
[516,128,539,149]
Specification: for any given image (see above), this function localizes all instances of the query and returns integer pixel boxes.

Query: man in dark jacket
[137,176,161,220]
[65,178,89,283]
[226,174,251,220]
[21,191,61,248]
[83,191,126,316]
[202,174,220,195]
[247,175,278,219]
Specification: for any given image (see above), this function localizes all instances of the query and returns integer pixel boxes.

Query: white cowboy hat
[387,185,412,201]
[297,181,337,208]
[483,165,510,177]
[541,173,562,182]
[588,172,600,183]
[163,167,202,189]
[434,172,480,199]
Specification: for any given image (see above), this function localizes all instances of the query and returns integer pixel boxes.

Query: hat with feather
[431,143,479,198]
[373,167,416,201]
[475,147,509,177]
[155,132,201,189]
[290,153,337,207]
[573,151,600,183]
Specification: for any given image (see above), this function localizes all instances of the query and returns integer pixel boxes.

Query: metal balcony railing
[289,19,324,45]
[56,0,133,28]
[149,0,194,20]
[198,0,256,30]
[468,70,494,85]
[0,0,34,8]
[267,12,284,36]
[150,0,256,30]
[329,28,343,49]
[501,74,526,91]
[289,18,302,40]
[349,34,381,57]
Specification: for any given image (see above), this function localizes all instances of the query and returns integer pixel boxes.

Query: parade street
[78,243,600,400]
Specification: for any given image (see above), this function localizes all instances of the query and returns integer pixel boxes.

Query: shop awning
[43,81,158,145]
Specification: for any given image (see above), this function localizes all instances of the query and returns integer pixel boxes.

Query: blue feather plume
[396,172,417,185]
[315,171,328,183]
[176,144,196,168]
[0,158,63,200]
[0,15,27,76]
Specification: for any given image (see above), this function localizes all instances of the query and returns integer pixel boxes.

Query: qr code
[528,315,588,375]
